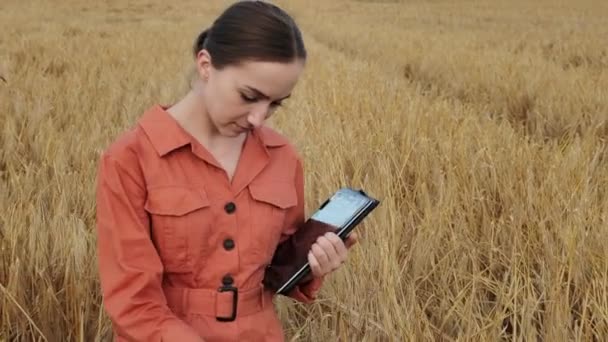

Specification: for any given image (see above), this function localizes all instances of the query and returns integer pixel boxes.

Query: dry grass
[1,0,607,341]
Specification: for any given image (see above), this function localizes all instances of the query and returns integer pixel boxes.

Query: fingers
[309,232,354,277]
[308,231,364,278]
[311,242,330,270]
[308,251,322,277]
[345,231,359,249]
[324,233,347,264]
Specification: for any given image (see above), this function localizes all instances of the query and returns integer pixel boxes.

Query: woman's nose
[247,104,269,127]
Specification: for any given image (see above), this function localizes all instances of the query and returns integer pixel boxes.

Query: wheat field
[1,0,607,341]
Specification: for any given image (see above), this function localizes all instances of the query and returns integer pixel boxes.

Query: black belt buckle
[216,285,238,322]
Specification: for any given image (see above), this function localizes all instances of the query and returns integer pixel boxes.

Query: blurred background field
[1,0,607,341]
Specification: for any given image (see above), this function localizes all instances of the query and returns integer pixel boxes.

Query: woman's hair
[193,1,306,69]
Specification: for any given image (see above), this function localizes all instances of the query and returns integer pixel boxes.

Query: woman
[95,1,357,341]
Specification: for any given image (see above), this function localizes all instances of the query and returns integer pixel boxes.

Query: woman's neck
[167,89,244,151]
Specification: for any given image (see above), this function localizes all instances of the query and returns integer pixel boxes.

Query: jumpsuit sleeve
[95,152,204,342]
[279,156,326,303]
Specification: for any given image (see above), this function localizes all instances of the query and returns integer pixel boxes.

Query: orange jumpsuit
[95,104,324,341]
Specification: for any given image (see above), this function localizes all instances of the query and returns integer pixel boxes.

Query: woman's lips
[235,123,251,131]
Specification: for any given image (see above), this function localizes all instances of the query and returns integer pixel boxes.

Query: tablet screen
[310,189,370,228]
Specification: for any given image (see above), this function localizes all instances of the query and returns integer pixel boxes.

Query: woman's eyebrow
[245,86,291,101]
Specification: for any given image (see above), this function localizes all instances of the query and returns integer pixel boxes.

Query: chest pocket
[246,182,298,266]
[144,186,211,273]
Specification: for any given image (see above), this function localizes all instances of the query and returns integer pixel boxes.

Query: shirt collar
[138,104,191,157]
[138,104,288,157]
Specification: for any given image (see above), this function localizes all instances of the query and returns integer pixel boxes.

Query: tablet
[273,188,380,295]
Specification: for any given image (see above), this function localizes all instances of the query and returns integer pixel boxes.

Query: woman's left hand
[308,231,359,278]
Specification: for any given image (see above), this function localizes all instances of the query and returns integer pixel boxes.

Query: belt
[164,283,273,322]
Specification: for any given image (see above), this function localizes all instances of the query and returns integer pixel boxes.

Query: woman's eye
[241,93,256,102]
[241,92,284,108]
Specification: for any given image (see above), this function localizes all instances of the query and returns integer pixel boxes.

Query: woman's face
[196,51,305,137]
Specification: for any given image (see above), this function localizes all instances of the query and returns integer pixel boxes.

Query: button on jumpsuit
[95,105,325,341]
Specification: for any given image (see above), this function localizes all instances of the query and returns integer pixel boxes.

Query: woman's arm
[96,151,203,342]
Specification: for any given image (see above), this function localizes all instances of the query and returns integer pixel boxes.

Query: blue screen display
[310,189,370,227]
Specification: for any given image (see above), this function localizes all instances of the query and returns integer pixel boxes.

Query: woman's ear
[195,49,212,82]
